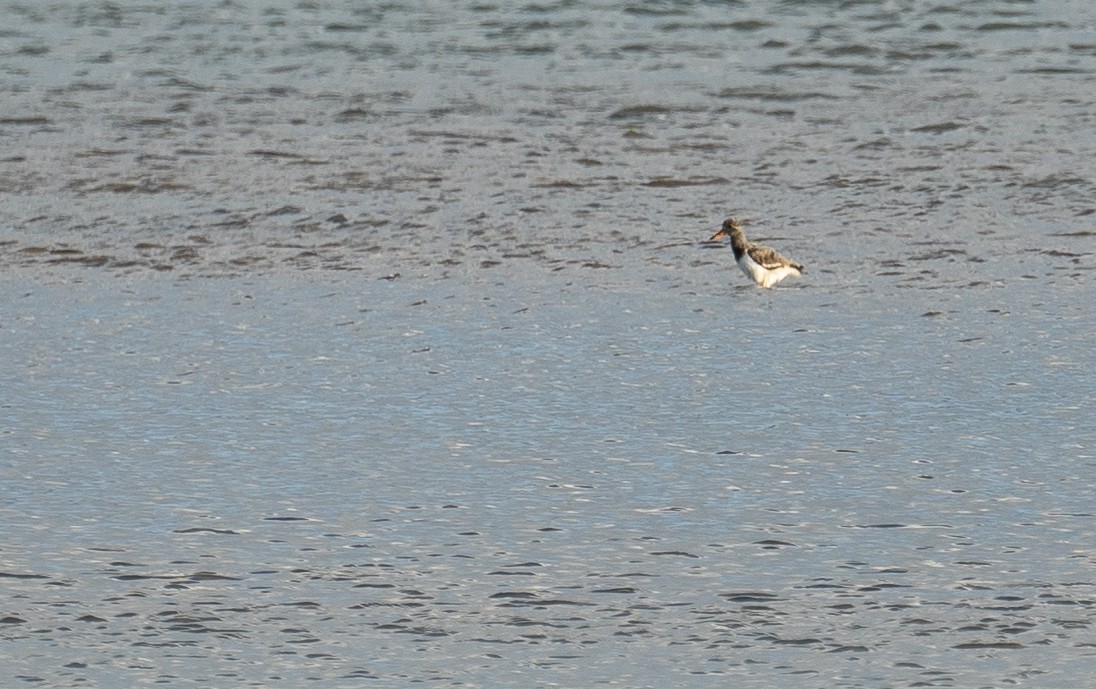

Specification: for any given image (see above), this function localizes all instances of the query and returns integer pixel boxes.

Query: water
[2,1,1095,687]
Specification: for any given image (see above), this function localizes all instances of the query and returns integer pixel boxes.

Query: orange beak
[709,229,727,241]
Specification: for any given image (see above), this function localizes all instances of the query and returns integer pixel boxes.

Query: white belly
[738,254,799,288]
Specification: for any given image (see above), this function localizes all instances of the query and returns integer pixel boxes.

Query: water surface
[2,1,1095,687]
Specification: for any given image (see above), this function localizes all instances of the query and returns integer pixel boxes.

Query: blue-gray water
[2,1,1095,687]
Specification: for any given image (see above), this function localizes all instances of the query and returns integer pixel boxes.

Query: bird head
[709,217,742,241]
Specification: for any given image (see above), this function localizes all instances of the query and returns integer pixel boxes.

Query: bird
[708,217,804,288]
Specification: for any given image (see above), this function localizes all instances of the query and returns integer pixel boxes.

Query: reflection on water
[2,0,1095,686]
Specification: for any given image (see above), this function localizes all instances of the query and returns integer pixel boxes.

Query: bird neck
[729,229,748,260]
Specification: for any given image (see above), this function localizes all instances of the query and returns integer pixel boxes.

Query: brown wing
[746,243,799,271]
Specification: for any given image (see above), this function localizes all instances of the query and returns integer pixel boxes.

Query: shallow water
[3,0,1094,278]
[4,273,1094,687]
[3,1,1096,687]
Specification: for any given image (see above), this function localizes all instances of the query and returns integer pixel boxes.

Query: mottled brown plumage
[709,217,804,288]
